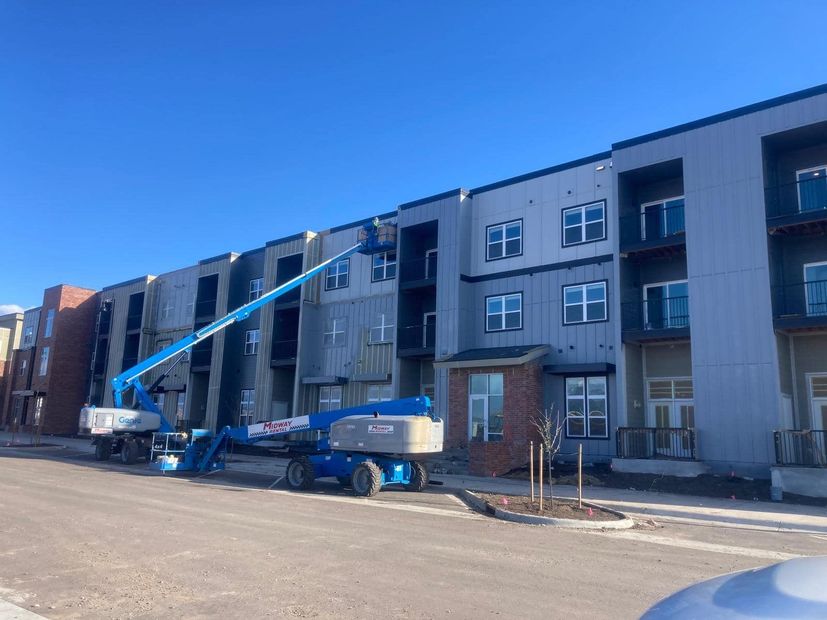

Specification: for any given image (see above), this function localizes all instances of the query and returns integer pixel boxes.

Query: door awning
[434,345,549,369]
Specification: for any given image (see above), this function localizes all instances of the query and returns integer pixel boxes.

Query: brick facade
[447,361,544,476]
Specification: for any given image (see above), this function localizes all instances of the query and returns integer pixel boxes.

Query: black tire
[403,461,428,492]
[336,476,352,488]
[286,457,315,491]
[120,440,140,465]
[94,439,112,461]
[351,462,382,497]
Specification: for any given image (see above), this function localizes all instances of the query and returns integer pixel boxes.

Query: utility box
[330,415,443,456]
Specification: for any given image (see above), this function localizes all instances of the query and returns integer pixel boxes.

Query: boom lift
[79,221,444,496]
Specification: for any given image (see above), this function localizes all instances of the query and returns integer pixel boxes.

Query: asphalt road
[1,448,826,619]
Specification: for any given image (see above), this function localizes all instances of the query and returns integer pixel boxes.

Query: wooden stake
[539,444,544,512]
[529,441,534,503]
[578,443,583,509]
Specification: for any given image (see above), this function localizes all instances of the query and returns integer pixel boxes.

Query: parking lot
[1,446,826,619]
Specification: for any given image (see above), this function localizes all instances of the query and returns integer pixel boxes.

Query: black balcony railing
[190,345,212,368]
[126,313,143,331]
[765,176,827,220]
[774,430,827,467]
[397,322,436,351]
[271,339,298,360]
[616,427,696,460]
[400,256,438,284]
[773,280,827,319]
[622,296,689,331]
[195,298,217,319]
[619,202,685,247]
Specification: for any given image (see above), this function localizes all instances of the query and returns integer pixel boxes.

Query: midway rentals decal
[368,424,394,434]
[246,415,311,439]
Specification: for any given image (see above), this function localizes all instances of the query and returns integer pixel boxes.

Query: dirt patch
[475,493,622,521]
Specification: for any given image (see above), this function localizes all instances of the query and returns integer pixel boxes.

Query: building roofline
[0,312,24,321]
[469,151,612,195]
[398,188,469,211]
[326,210,397,234]
[265,231,314,248]
[102,275,154,292]
[612,82,827,150]
[198,251,239,266]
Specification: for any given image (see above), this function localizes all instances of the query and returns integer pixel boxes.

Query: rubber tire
[120,440,140,465]
[94,439,112,461]
[336,476,352,488]
[286,457,315,491]
[351,462,382,498]
[403,461,429,492]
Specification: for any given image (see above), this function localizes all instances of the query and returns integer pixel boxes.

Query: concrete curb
[460,489,635,529]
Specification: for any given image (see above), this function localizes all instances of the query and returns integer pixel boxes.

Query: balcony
[190,343,213,371]
[270,339,298,367]
[772,280,827,330]
[399,255,438,289]
[619,202,686,258]
[126,313,143,332]
[397,322,435,358]
[621,296,690,342]
[616,427,696,460]
[774,430,826,467]
[766,177,827,235]
[194,298,217,322]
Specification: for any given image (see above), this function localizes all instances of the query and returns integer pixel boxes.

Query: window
[369,313,394,344]
[39,347,49,376]
[486,293,522,332]
[323,318,346,347]
[372,252,397,281]
[564,282,607,324]
[239,389,255,426]
[244,329,260,355]
[319,385,342,412]
[797,166,827,212]
[804,262,827,317]
[367,384,393,403]
[563,202,606,246]
[566,376,608,438]
[33,396,44,425]
[153,393,165,413]
[640,197,685,240]
[19,359,27,376]
[486,220,522,260]
[325,259,350,290]
[644,281,689,329]
[176,392,186,425]
[44,309,55,338]
[469,373,504,442]
[22,326,34,347]
[249,278,264,302]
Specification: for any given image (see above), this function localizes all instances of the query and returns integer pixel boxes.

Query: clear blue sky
[1,1,826,310]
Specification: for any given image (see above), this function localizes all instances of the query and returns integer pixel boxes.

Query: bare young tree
[532,405,566,508]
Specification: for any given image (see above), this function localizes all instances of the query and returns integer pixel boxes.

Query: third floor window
[372,251,397,281]
[249,278,264,301]
[486,220,522,260]
[563,202,606,246]
[326,259,350,290]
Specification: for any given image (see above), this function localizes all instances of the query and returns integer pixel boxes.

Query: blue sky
[1,1,826,310]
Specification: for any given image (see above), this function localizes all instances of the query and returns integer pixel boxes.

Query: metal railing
[773,280,827,319]
[194,298,217,319]
[271,339,298,360]
[622,296,689,331]
[619,202,685,246]
[774,430,827,467]
[400,255,438,283]
[397,322,436,350]
[616,427,696,460]
[126,313,143,331]
[765,177,827,219]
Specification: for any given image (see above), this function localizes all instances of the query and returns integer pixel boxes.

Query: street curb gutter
[460,489,635,529]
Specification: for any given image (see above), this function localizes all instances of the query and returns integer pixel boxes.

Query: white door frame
[640,195,684,239]
[807,373,827,431]
[796,165,827,212]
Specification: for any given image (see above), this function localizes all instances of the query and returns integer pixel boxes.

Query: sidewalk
[4,432,826,534]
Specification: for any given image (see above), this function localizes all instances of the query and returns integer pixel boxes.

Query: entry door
[469,395,488,442]
[422,312,436,348]
[810,375,827,431]
[649,400,694,458]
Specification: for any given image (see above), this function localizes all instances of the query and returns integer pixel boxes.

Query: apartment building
[0,311,24,424]
[82,83,827,483]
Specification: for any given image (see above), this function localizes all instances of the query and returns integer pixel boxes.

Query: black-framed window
[325,259,350,290]
[249,278,264,302]
[372,251,397,281]
[565,376,608,439]
[244,329,260,355]
[486,293,522,331]
[486,220,522,260]
[563,282,607,324]
[562,201,606,246]
[239,389,255,426]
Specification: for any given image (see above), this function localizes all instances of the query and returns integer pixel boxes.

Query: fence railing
[773,280,827,319]
[616,427,696,460]
[774,430,827,467]
[397,322,436,350]
[400,255,438,283]
[765,177,827,219]
[271,339,298,360]
[622,296,689,331]
[619,202,685,246]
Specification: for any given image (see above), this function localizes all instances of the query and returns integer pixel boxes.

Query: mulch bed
[475,492,622,521]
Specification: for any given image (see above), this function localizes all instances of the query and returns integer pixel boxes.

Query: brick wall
[447,362,544,476]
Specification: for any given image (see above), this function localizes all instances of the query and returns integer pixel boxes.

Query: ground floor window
[153,393,165,414]
[13,396,25,426]
[176,392,186,426]
[809,374,827,431]
[319,385,342,412]
[469,373,503,442]
[565,376,608,438]
[239,389,255,426]
[33,396,44,425]
[367,383,392,403]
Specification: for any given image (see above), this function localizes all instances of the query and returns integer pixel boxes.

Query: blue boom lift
[79,220,444,497]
